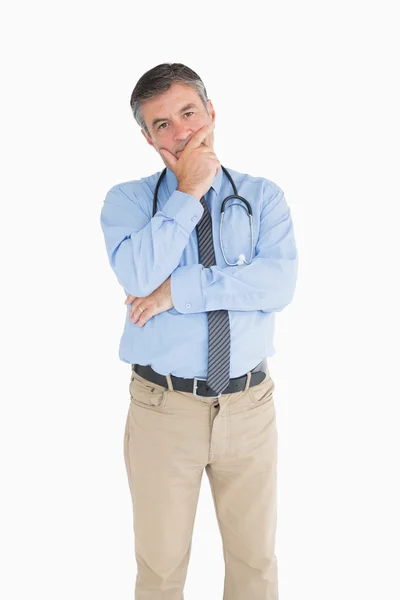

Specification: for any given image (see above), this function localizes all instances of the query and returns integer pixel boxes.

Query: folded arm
[100,184,204,297]
[170,185,298,313]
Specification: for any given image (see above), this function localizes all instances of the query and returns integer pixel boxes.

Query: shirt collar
[165,164,223,198]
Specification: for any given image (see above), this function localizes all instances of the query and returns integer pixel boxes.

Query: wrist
[177,185,202,200]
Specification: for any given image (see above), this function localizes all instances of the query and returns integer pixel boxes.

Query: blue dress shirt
[100,166,298,378]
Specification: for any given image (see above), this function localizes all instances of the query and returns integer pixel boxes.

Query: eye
[157,113,194,131]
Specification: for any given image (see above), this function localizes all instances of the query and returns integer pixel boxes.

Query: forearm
[171,255,298,313]
[171,188,298,313]
[100,186,204,297]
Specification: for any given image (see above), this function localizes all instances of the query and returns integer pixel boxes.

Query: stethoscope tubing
[152,165,254,265]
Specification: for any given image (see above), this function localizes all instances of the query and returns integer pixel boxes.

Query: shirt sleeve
[170,185,298,313]
[100,185,204,297]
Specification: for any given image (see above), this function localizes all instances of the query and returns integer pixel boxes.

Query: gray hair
[130,63,209,137]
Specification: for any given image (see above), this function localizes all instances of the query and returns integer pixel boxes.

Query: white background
[1,1,399,598]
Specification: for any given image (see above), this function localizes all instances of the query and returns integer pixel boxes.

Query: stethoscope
[153,165,254,266]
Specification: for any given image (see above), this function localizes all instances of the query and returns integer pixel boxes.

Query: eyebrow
[151,103,198,130]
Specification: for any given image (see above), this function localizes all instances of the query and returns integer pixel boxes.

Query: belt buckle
[193,377,222,399]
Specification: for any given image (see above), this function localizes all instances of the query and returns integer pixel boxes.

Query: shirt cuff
[160,190,204,234]
[171,264,205,313]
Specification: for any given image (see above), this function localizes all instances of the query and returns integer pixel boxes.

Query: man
[100,63,298,600]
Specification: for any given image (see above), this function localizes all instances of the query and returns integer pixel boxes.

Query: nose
[173,121,191,142]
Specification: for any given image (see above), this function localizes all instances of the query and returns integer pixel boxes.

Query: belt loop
[244,370,252,391]
[165,374,174,392]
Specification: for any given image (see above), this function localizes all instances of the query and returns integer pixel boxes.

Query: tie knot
[200,194,207,210]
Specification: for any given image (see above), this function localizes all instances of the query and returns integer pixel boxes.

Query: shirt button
[191,216,197,223]
[185,302,191,308]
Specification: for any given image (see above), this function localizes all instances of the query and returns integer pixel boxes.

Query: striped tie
[196,191,231,395]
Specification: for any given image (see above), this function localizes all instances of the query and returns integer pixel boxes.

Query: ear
[207,99,216,123]
[141,129,154,147]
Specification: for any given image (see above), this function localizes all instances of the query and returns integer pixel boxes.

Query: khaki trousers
[123,364,278,600]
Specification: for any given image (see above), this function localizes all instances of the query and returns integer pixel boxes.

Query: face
[140,82,216,160]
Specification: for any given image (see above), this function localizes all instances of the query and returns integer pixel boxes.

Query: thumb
[159,148,177,170]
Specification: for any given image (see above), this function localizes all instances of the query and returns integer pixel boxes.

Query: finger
[159,148,177,170]
[196,147,218,157]
[137,315,149,327]
[131,309,142,323]
[194,149,220,163]
[202,124,215,150]
[137,309,152,327]
[184,123,215,152]
[130,304,149,323]
[125,295,135,304]
[129,298,144,319]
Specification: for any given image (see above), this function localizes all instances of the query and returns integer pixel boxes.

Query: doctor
[100,62,298,600]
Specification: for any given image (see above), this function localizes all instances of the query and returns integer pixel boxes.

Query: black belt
[132,359,268,398]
